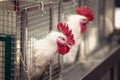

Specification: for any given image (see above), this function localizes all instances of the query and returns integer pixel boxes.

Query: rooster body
[67,15,86,43]
[27,32,64,79]
[26,23,75,80]
[63,7,94,64]
[63,15,84,63]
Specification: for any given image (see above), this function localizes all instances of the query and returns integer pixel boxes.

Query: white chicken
[26,22,75,80]
[63,6,94,64]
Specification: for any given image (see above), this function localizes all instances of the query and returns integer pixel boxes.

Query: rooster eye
[61,38,65,40]
[82,19,87,21]
[58,37,66,41]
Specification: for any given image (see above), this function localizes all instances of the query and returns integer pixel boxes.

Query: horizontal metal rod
[24,2,54,12]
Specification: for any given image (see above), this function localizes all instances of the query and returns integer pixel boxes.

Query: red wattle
[81,25,87,34]
[57,45,70,55]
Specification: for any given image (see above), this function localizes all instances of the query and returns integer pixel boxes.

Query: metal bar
[21,8,30,80]
[74,45,80,62]
[58,0,61,22]
[118,61,120,80]
[58,0,64,79]
[0,34,12,80]
[102,0,106,40]
[49,4,53,31]
[5,36,12,80]
[49,60,52,80]
[12,0,20,11]
[110,67,114,80]
[63,0,71,2]
[49,2,54,80]
[72,0,78,6]
[24,2,54,12]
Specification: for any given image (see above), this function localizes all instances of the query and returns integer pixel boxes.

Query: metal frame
[0,34,12,80]
[20,1,54,80]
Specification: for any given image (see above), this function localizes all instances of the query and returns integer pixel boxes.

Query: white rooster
[26,22,75,80]
[63,6,94,64]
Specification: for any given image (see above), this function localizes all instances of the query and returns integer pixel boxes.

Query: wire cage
[21,3,54,80]
[0,0,56,80]
[1,0,67,80]
[0,0,20,80]
[0,0,116,80]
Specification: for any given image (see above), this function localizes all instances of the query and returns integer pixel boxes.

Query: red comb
[76,6,94,21]
[57,22,75,46]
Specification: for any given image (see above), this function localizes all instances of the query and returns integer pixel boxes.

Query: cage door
[0,35,12,80]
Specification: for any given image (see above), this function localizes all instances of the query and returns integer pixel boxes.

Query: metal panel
[62,0,79,21]
[0,0,62,80]
[20,1,55,80]
[104,0,115,38]
[52,1,60,29]
[0,1,20,80]
[0,2,17,35]
[0,35,12,80]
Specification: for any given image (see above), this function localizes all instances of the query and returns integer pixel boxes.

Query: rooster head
[56,22,75,55]
[76,6,94,34]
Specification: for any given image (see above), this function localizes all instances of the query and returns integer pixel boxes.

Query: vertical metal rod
[49,4,53,31]
[112,0,116,33]
[103,0,106,40]
[72,0,78,6]
[12,0,20,11]
[98,0,102,43]
[118,62,120,80]
[4,36,12,80]
[74,45,80,62]
[58,0,64,79]
[21,9,30,80]
[20,11,24,80]
[40,1,46,16]
[49,60,52,80]
[81,0,85,6]
[78,0,82,6]
[49,3,53,80]
[110,67,114,80]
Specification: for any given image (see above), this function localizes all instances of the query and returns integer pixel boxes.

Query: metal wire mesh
[0,3,16,35]
[63,0,79,21]
[27,7,50,39]
[0,0,60,80]
[0,1,19,80]
[0,41,5,80]
[20,1,54,80]
[61,0,80,67]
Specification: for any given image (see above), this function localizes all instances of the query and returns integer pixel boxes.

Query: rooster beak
[67,44,72,48]
[88,21,92,24]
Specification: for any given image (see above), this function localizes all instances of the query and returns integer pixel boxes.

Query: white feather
[63,15,86,64]
[26,31,65,80]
